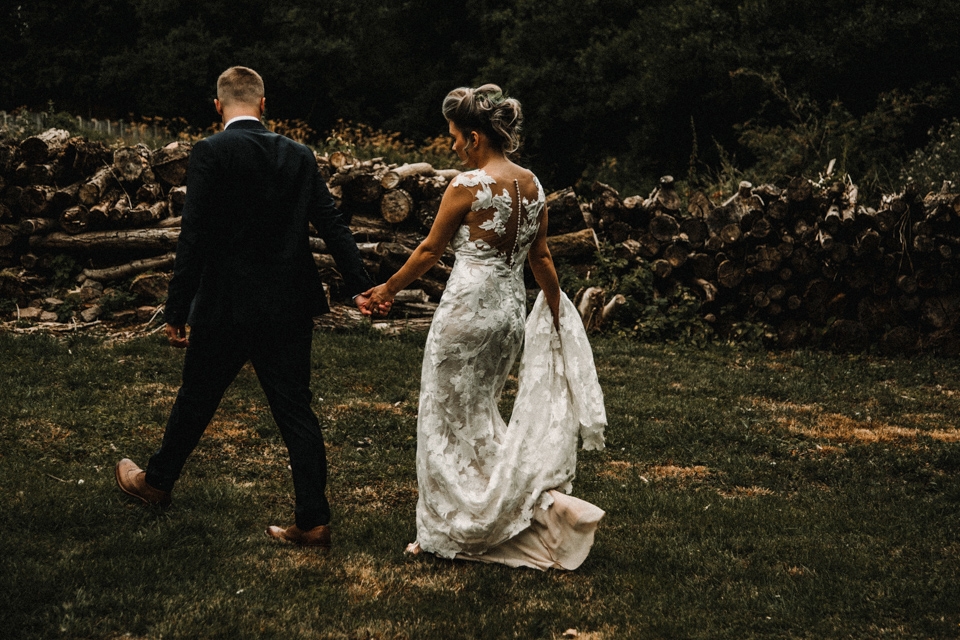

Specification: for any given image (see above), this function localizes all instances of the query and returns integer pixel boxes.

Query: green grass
[1,329,958,639]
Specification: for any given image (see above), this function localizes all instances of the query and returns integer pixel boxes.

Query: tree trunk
[635,231,661,259]
[651,258,673,278]
[0,224,21,248]
[19,218,58,235]
[113,146,153,183]
[49,181,81,213]
[717,259,745,288]
[662,243,689,268]
[786,176,813,203]
[19,185,57,217]
[80,252,177,282]
[688,252,715,279]
[90,190,122,227]
[417,197,442,231]
[591,181,623,229]
[79,166,119,206]
[30,228,181,253]
[546,228,600,260]
[380,189,414,224]
[168,185,187,215]
[150,141,192,186]
[754,245,782,272]
[124,200,169,228]
[16,162,56,186]
[649,213,680,241]
[19,128,71,164]
[64,136,112,178]
[545,187,586,234]
[343,172,383,204]
[679,217,708,247]
[380,162,435,190]
[59,205,93,235]
[719,223,742,245]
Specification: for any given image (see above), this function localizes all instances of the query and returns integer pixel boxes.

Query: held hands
[357,284,394,317]
[355,287,393,317]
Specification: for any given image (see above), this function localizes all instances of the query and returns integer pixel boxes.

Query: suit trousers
[145,321,330,529]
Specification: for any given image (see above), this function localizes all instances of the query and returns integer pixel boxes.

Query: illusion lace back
[415,168,607,567]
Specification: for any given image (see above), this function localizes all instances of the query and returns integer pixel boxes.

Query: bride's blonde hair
[442,84,523,154]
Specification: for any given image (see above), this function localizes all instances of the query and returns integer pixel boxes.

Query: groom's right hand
[165,323,189,348]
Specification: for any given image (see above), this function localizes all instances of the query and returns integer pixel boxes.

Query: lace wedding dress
[413,168,607,570]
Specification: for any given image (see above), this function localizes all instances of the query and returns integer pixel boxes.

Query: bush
[728,70,942,200]
[558,245,713,346]
[316,120,457,168]
[899,118,960,193]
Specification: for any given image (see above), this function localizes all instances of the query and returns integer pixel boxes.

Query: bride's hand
[362,284,395,316]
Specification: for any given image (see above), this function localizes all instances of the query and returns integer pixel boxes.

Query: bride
[362,84,606,570]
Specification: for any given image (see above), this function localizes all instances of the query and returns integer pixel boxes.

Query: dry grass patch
[341,553,467,601]
[601,460,718,484]
[648,465,711,480]
[898,412,950,427]
[132,382,178,407]
[206,419,256,442]
[324,400,411,419]
[718,485,776,499]
[20,419,73,445]
[794,413,960,443]
[598,460,634,481]
[754,397,960,444]
[253,546,331,577]
[345,481,418,511]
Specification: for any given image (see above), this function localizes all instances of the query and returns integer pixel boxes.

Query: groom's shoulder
[201,126,313,162]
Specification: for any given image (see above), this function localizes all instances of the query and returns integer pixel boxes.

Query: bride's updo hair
[442,84,523,154]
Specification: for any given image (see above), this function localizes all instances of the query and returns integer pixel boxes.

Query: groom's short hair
[217,66,264,106]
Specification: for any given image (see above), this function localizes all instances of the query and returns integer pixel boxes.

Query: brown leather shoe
[266,524,331,549]
[115,458,171,507]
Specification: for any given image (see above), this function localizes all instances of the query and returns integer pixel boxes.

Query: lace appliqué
[414,169,605,560]
[450,169,545,267]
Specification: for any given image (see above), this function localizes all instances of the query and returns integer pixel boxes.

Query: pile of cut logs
[1,127,958,354]
[0,128,599,326]
[589,175,960,354]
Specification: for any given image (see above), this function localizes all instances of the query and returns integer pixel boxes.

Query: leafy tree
[3,0,959,195]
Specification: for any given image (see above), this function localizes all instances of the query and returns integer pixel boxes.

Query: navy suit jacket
[164,120,374,326]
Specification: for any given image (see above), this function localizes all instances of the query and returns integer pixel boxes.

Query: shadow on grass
[0,331,958,638]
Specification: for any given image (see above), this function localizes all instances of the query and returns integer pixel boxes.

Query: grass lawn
[1,327,958,639]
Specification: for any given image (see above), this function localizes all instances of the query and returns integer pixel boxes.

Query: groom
[116,66,380,549]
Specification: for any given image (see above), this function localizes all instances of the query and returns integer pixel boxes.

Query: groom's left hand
[165,323,189,348]
[355,294,390,318]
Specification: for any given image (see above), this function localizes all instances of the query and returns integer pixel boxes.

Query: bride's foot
[404,541,421,555]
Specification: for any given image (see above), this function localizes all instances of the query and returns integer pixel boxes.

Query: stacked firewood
[588,175,960,354]
[0,128,600,326]
[2,128,958,354]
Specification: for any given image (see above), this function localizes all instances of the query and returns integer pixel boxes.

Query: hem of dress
[450,491,604,571]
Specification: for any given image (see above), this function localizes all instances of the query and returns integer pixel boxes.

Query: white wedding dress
[413,168,607,570]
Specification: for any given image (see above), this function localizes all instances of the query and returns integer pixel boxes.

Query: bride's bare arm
[527,208,561,327]
[363,182,473,307]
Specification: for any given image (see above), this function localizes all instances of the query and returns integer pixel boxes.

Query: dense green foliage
[3,0,960,193]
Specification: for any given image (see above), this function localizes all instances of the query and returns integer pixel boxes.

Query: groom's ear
[214,99,223,115]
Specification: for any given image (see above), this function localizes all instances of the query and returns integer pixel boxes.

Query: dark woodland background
[3,0,959,197]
